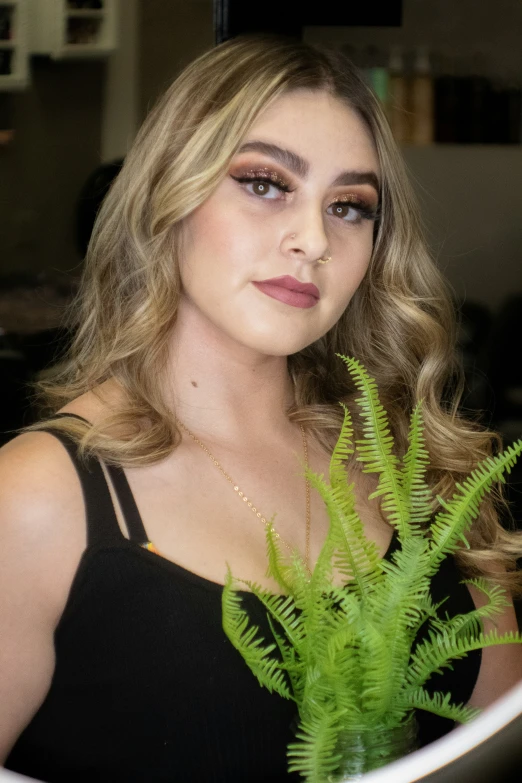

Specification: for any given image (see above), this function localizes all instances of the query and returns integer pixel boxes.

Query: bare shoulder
[0,430,88,761]
[0,429,87,614]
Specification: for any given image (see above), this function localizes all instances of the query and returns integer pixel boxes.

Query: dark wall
[139,0,213,119]
[0,58,105,278]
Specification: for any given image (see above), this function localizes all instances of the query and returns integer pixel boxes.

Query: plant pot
[328,715,418,782]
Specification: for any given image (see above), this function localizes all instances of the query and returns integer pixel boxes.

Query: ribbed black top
[5,415,481,782]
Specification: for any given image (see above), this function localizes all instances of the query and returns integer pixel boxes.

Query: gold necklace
[177,420,312,577]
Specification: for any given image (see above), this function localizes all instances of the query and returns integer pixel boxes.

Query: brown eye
[231,173,292,199]
[252,181,272,197]
[328,202,362,223]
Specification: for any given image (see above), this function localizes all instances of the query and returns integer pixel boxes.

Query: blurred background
[0,0,521,525]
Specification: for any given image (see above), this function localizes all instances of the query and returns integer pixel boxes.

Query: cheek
[184,199,266,274]
[331,235,373,297]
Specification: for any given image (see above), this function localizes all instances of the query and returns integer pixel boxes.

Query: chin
[240,330,319,358]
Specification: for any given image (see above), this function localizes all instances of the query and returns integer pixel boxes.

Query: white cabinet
[0,0,30,90]
[30,0,119,59]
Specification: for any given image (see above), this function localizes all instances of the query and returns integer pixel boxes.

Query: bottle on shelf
[364,45,389,107]
[410,46,434,145]
[387,46,410,144]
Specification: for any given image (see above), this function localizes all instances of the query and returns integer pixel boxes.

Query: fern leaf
[407,628,522,690]
[266,614,305,701]
[329,402,354,489]
[429,578,510,640]
[397,688,480,723]
[221,567,294,700]
[265,521,300,597]
[400,401,433,532]
[428,439,522,570]
[305,469,380,595]
[336,355,411,539]
[238,579,306,653]
[287,706,345,783]
[361,538,433,711]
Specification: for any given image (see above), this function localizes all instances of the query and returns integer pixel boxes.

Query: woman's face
[179,88,381,357]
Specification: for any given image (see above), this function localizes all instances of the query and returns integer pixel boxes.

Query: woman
[1,35,521,782]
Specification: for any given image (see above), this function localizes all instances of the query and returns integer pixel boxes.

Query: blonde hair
[29,34,522,593]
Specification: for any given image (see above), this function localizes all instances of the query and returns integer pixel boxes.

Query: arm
[467,580,522,709]
[0,432,86,763]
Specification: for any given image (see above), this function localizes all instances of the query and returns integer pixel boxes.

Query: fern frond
[361,538,432,710]
[336,355,410,538]
[329,402,354,489]
[221,567,294,700]
[307,511,336,603]
[266,614,304,701]
[265,521,301,598]
[407,628,522,690]
[428,439,522,570]
[305,469,380,595]
[287,706,345,782]
[397,688,480,723]
[400,401,432,532]
[429,578,510,640]
[238,580,305,652]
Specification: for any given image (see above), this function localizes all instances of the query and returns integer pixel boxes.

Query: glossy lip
[252,276,320,310]
[254,275,320,300]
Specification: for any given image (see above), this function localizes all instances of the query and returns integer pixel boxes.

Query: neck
[163,300,297,445]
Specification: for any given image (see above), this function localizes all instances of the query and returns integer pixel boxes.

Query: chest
[111,441,393,590]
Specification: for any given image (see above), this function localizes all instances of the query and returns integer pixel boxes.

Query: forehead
[242,88,380,177]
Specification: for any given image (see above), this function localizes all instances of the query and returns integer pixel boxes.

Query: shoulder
[0,428,84,524]
[0,429,88,625]
[0,430,90,761]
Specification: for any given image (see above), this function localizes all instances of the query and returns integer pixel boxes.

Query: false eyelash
[231,173,293,192]
[232,173,381,222]
[325,198,381,223]
[346,204,381,222]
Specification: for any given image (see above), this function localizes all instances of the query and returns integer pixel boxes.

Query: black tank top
[5,415,481,782]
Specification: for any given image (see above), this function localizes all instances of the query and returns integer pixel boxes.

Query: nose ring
[289,234,331,264]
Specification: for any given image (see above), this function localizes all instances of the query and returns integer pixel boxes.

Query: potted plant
[222,355,522,782]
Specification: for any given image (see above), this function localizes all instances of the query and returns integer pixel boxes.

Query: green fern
[222,356,522,782]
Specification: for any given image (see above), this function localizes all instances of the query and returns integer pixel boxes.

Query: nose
[283,203,329,264]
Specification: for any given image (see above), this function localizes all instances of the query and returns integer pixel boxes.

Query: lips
[252,275,320,309]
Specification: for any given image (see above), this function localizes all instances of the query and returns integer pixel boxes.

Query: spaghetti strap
[45,412,150,545]
[104,464,148,544]
[39,414,125,548]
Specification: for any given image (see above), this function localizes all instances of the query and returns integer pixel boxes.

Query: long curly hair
[29,34,522,593]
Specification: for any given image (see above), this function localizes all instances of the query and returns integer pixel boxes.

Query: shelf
[30,0,118,59]
[0,0,28,90]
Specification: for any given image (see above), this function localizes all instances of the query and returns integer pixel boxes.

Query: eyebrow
[236,140,380,194]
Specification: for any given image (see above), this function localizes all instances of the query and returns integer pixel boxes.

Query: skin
[0,88,520,765]
[167,88,380,441]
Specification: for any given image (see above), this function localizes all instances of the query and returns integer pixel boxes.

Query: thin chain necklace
[177,420,312,577]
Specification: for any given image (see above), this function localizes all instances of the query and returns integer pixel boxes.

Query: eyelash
[231,173,380,225]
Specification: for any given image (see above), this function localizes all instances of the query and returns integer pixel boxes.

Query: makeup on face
[178,90,379,359]
[229,141,381,227]
[252,275,320,309]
